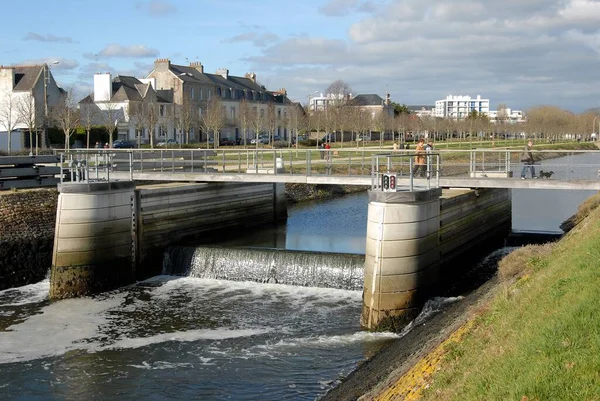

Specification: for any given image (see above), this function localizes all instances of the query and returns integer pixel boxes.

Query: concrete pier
[50,181,135,299]
[361,188,511,331]
[361,189,442,331]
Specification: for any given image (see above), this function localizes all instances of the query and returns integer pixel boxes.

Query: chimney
[216,68,229,79]
[0,66,15,90]
[385,92,391,106]
[93,72,112,102]
[190,61,203,73]
[279,88,287,96]
[154,58,171,72]
[245,72,257,83]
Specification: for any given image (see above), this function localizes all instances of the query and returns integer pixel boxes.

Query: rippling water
[0,277,397,400]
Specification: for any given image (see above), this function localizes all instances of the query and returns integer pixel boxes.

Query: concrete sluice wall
[136,182,287,278]
[163,246,365,290]
[362,188,511,331]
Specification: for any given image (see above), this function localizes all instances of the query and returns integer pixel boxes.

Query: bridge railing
[55,147,600,184]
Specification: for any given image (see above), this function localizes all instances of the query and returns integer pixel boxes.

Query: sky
[3,0,600,112]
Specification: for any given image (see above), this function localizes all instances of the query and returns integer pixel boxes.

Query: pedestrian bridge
[60,147,600,191]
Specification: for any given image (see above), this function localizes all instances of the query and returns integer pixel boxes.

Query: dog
[539,170,554,179]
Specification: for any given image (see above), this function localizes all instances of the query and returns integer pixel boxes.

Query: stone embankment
[0,188,58,290]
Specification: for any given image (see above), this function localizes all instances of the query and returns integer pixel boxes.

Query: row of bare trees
[3,85,599,155]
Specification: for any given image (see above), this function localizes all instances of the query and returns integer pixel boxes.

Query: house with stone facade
[0,64,64,152]
[146,58,300,142]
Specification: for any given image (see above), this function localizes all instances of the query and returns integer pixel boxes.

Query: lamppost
[42,60,59,154]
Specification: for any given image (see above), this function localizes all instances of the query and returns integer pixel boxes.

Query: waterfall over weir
[162,246,366,291]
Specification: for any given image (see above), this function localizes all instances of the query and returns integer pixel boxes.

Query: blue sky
[4,0,600,112]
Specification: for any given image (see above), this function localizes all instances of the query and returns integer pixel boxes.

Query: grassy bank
[411,194,600,400]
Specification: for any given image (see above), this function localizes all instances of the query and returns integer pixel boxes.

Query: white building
[488,108,525,124]
[0,64,64,152]
[308,92,348,113]
[435,95,490,119]
[79,73,172,145]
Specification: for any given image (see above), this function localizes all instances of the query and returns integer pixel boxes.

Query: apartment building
[435,95,490,119]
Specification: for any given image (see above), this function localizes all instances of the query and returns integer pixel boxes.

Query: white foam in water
[0,279,50,306]
[148,275,362,306]
[400,296,464,337]
[105,328,272,351]
[0,293,127,364]
[253,331,399,351]
[129,361,196,370]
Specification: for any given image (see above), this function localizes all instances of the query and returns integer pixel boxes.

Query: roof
[350,94,385,106]
[154,62,290,104]
[81,75,172,104]
[408,105,434,111]
[9,65,44,91]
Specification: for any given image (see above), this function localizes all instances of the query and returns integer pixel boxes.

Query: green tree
[391,102,411,116]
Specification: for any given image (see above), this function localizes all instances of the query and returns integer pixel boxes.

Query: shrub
[298,139,318,147]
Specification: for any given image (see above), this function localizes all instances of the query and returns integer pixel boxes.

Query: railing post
[222,150,226,173]
[171,150,175,172]
[307,149,311,176]
[409,157,414,192]
[129,152,133,181]
[191,149,194,173]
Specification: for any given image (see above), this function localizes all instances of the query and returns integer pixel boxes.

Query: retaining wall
[135,182,287,277]
[0,188,58,290]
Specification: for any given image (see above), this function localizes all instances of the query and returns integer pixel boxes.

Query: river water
[0,154,596,400]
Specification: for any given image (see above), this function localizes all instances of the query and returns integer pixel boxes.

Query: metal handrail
[57,147,600,185]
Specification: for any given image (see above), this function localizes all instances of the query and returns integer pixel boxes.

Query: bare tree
[128,102,147,148]
[174,98,196,145]
[16,94,39,154]
[201,96,225,149]
[100,99,122,148]
[250,105,265,149]
[51,89,80,150]
[324,79,353,105]
[145,102,160,148]
[265,102,278,144]
[80,98,98,149]
[0,91,22,154]
[237,99,252,147]
[372,110,387,148]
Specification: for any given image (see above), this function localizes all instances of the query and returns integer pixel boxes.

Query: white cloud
[18,58,79,70]
[247,0,600,111]
[135,0,177,16]
[86,44,159,59]
[225,32,279,47]
[319,0,359,16]
[23,32,74,43]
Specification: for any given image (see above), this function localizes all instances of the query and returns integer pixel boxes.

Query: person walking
[412,138,426,178]
[325,142,331,162]
[520,139,537,179]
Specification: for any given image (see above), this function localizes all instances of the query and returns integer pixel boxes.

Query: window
[158,126,167,138]
[160,105,165,117]
[199,88,203,100]
[190,87,195,100]
[230,106,236,120]
[230,88,234,99]
[278,109,281,119]
[198,107,202,118]
[207,89,211,99]
[217,87,222,97]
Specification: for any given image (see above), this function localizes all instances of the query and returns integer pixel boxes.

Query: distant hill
[583,107,600,115]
